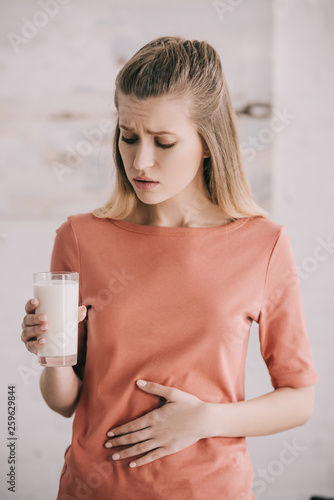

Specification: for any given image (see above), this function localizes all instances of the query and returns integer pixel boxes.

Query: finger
[128,447,167,468]
[110,439,158,461]
[136,380,181,401]
[21,324,48,343]
[25,298,39,314]
[25,337,46,355]
[22,313,48,328]
[107,415,151,437]
[105,428,151,448]
[78,305,87,323]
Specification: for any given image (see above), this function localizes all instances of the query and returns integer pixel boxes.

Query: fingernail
[129,462,137,468]
[38,338,46,345]
[107,431,114,437]
[137,380,147,387]
[112,453,120,460]
[40,324,48,331]
[105,442,112,448]
[38,315,47,322]
[31,299,38,305]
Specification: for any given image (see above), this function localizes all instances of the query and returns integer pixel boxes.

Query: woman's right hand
[21,298,87,356]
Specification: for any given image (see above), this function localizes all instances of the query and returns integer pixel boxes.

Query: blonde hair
[92,36,268,221]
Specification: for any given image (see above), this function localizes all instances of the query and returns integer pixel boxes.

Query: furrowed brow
[119,125,177,136]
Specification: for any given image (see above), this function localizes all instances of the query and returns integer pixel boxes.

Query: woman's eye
[157,142,175,149]
[121,136,137,145]
[120,136,175,149]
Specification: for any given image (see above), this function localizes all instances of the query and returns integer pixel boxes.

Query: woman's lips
[134,179,159,191]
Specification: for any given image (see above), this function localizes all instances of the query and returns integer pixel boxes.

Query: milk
[34,280,79,362]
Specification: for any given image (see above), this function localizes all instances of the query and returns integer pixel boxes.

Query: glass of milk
[33,272,79,367]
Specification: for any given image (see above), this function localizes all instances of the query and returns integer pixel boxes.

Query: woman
[21,36,318,499]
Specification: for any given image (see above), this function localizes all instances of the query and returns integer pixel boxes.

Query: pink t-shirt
[51,213,318,500]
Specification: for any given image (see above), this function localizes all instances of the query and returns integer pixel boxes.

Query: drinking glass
[33,272,79,367]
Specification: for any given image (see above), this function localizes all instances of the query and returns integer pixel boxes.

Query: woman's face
[117,93,210,206]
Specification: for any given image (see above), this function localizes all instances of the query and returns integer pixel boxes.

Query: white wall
[271,0,334,497]
[246,2,334,499]
[1,1,333,499]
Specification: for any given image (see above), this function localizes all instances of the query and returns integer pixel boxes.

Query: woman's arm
[203,385,315,438]
[104,381,315,468]
[39,367,82,418]
[21,299,87,418]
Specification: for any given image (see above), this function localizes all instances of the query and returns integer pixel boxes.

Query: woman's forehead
[117,93,192,128]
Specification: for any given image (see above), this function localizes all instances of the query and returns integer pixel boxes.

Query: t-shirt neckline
[107,216,250,235]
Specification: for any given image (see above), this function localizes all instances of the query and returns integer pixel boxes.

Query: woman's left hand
[104,380,210,468]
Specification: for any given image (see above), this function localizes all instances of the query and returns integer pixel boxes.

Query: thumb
[78,305,87,323]
[136,380,180,401]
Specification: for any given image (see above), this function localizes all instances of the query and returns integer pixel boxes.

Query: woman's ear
[200,135,211,158]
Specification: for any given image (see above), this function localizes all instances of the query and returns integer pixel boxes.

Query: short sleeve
[50,217,87,381]
[258,226,319,389]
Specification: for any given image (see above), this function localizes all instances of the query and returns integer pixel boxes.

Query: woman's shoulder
[250,215,284,232]
[247,215,286,245]
[56,212,109,235]
[67,211,100,224]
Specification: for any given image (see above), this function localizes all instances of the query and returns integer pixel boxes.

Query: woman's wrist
[193,401,219,440]
[200,386,315,440]
[200,401,226,439]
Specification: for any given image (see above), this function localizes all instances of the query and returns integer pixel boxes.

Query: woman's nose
[133,143,155,170]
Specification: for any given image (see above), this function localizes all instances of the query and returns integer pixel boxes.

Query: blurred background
[0,0,333,498]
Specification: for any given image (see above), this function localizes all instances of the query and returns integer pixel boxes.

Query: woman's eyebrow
[119,125,177,135]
